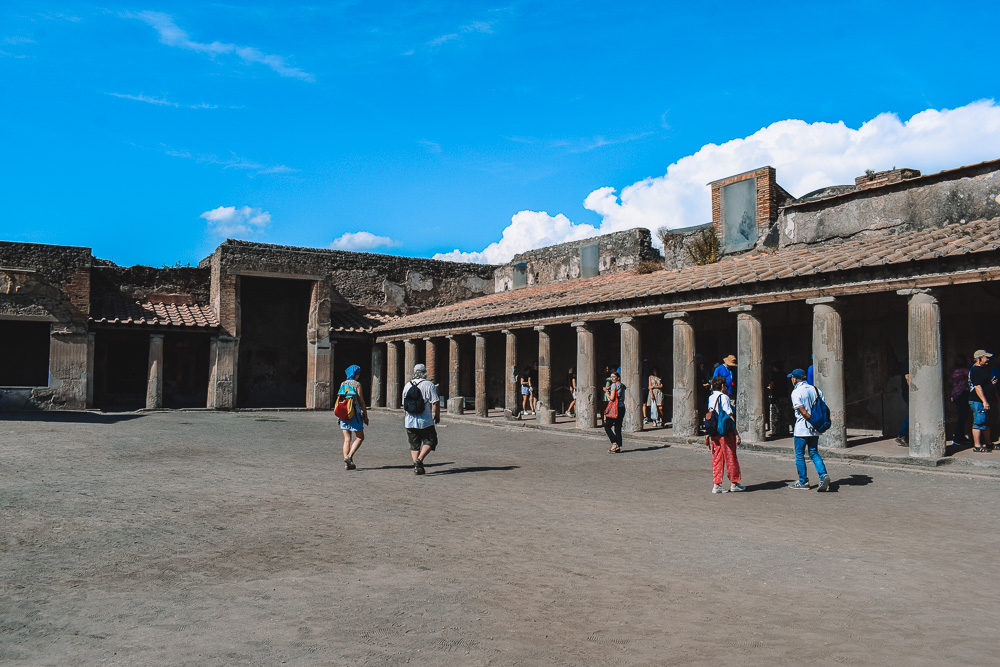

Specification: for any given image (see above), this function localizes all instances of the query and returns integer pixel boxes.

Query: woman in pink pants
[707,376,745,493]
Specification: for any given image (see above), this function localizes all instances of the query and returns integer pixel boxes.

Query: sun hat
[345,364,361,378]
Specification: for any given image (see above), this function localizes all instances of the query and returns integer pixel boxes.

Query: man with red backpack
[402,363,440,475]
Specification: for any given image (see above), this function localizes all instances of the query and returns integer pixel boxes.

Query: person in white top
[706,376,744,493]
[401,364,440,475]
[788,368,830,491]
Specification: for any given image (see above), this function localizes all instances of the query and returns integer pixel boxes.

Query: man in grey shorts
[401,363,440,475]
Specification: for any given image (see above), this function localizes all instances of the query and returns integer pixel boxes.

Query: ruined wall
[780,161,1000,247]
[90,265,211,305]
[0,242,93,410]
[201,241,495,319]
[494,228,662,292]
[659,224,718,271]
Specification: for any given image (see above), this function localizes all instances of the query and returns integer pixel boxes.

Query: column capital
[805,296,839,305]
[533,325,546,332]
[423,336,433,342]
[472,331,485,338]
[663,311,689,320]
[149,332,166,340]
[614,316,635,324]
[728,304,754,313]
[571,321,591,331]
[445,334,455,340]
[501,328,514,336]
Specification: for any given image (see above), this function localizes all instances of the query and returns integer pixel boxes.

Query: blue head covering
[345,364,361,379]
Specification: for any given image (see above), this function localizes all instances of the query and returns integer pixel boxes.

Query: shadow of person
[375,461,455,470]
[618,444,671,454]
[825,473,873,493]
[431,465,519,475]
[743,480,794,492]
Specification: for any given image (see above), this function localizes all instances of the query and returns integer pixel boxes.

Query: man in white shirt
[788,368,831,492]
[402,363,440,475]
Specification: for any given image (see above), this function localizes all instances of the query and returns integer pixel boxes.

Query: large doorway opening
[238,277,312,408]
[164,333,211,408]
[0,320,50,387]
[94,331,149,410]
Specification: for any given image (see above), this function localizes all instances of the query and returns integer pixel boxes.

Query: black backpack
[403,380,426,415]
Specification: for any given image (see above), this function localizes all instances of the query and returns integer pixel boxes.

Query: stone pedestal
[474,333,488,417]
[146,333,164,409]
[573,322,596,429]
[535,325,552,422]
[503,329,518,414]
[900,289,946,458]
[387,341,402,409]
[370,343,385,408]
[809,297,846,448]
[667,312,698,436]
[616,317,643,432]
[306,338,334,411]
[731,305,765,442]
[448,396,465,414]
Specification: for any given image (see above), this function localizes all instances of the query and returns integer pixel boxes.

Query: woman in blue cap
[338,364,369,470]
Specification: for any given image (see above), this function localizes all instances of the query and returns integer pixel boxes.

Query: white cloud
[418,139,442,153]
[164,147,297,175]
[434,211,598,264]
[330,231,401,252]
[201,206,271,238]
[127,11,313,81]
[437,100,1000,263]
[107,92,217,109]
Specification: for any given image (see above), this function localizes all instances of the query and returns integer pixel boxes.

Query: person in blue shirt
[712,354,737,398]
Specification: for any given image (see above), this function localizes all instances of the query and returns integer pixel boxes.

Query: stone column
[403,339,417,380]
[146,333,164,409]
[86,332,96,409]
[209,336,236,409]
[616,317,643,432]
[503,329,518,416]
[573,322,596,429]
[899,289,946,458]
[306,280,334,410]
[207,336,218,408]
[666,312,698,436]
[447,335,464,414]
[535,325,555,424]
[809,297,846,448]
[730,305,765,442]
[474,333,488,417]
[370,343,385,408]
[424,337,438,384]
[386,341,402,409]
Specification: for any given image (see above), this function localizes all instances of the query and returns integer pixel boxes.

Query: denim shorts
[970,401,990,430]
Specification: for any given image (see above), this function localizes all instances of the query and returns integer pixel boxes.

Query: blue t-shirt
[712,365,734,395]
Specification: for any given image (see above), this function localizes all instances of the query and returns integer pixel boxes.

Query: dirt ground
[2,409,999,666]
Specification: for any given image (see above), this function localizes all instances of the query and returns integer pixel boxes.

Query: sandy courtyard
[2,409,998,666]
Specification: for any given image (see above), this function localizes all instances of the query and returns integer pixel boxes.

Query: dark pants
[604,415,623,448]
[952,395,970,441]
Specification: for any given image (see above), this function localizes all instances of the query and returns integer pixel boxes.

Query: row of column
[374,289,946,457]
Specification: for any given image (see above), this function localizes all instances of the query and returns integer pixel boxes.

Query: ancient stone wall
[90,265,212,305]
[201,241,495,319]
[494,228,662,292]
[779,160,1000,247]
[0,242,92,323]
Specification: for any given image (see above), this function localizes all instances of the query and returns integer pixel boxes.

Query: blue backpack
[807,386,832,433]
[705,395,735,437]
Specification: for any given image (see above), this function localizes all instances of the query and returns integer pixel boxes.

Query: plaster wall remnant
[408,271,434,291]
[493,228,662,292]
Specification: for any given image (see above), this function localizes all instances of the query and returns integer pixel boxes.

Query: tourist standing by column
[566,368,577,418]
[604,371,626,453]
[648,366,664,427]
[337,364,369,470]
[706,376,744,493]
[969,350,994,453]
[788,368,831,491]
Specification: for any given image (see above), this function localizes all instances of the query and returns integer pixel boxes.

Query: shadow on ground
[826,474,874,493]
[0,411,145,424]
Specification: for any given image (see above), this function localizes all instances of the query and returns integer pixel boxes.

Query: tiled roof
[331,308,397,333]
[90,297,220,329]
[378,218,1000,333]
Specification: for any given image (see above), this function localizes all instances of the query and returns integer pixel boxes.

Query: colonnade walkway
[378,407,1000,475]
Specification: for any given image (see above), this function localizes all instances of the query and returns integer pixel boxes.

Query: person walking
[706,376,744,493]
[402,363,441,475]
[566,368,577,417]
[604,370,626,453]
[648,366,664,427]
[520,366,533,416]
[950,355,971,446]
[969,350,994,453]
[337,364,369,470]
[788,368,831,491]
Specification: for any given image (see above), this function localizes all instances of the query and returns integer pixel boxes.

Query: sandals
[972,446,990,453]
[608,446,621,453]
[344,457,356,470]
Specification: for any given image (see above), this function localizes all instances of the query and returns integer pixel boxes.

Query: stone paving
[2,409,999,666]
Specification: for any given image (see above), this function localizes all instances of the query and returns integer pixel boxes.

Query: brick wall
[710,166,781,245]
[854,167,921,191]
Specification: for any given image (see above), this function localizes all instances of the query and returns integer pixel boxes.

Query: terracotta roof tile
[331,309,398,333]
[90,297,220,329]
[378,218,1000,334]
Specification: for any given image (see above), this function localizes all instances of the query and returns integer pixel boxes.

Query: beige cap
[973,349,993,359]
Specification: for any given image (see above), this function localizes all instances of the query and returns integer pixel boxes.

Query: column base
[536,409,555,425]
[447,396,465,414]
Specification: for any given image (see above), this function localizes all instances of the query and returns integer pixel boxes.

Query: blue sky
[3,2,1000,267]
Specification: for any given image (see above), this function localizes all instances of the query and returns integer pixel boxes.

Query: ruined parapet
[493,228,662,292]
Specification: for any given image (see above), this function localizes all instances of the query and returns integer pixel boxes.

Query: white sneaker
[729,483,746,492]
[712,484,728,494]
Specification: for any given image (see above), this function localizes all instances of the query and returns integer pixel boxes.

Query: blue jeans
[794,436,828,485]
